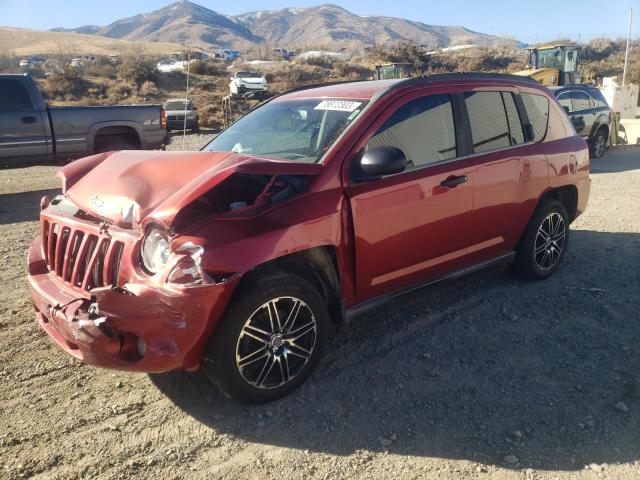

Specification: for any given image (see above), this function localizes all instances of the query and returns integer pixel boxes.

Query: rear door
[0,78,50,160]
[569,90,596,137]
[466,89,549,261]
[345,90,476,301]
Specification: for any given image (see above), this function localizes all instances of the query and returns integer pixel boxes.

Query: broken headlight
[141,229,170,274]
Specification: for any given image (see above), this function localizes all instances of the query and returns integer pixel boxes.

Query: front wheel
[202,273,329,403]
[512,200,569,280]
[590,130,607,158]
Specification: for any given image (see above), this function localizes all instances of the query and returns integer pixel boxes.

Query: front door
[345,92,475,302]
[0,78,50,161]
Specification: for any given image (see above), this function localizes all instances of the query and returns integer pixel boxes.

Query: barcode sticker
[314,100,362,112]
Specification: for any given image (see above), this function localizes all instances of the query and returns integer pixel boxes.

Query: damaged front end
[28,151,322,372]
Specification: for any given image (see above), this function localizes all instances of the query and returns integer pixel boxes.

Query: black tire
[590,129,607,158]
[192,121,200,133]
[202,272,329,403]
[512,199,570,280]
[94,136,139,153]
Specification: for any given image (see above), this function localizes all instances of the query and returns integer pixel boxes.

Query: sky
[0,0,638,44]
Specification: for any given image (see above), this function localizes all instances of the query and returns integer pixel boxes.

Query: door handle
[21,116,37,124]
[440,175,468,188]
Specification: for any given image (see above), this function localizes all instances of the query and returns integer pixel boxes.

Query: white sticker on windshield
[314,100,362,112]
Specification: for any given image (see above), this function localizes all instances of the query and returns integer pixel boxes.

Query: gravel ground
[1,142,639,480]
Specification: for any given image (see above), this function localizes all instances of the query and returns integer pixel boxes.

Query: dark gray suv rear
[551,85,611,158]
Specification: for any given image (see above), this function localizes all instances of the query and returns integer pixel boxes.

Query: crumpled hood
[62,150,321,228]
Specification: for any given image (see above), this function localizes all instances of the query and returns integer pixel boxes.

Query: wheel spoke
[242,324,271,344]
[286,342,312,360]
[256,354,276,387]
[238,347,268,368]
[278,355,290,384]
[285,320,316,341]
[266,300,282,332]
[282,299,302,333]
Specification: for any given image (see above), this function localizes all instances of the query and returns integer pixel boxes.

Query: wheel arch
[539,184,579,222]
[236,246,345,325]
[89,122,142,151]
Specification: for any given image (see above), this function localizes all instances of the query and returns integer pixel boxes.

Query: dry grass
[0,27,185,56]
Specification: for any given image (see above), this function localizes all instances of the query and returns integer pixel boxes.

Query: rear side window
[464,91,510,153]
[367,94,456,169]
[521,93,549,142]
[502,92,525,145]
[0,79,34,111]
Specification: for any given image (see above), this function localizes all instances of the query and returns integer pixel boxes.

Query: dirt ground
[1,145,639,480]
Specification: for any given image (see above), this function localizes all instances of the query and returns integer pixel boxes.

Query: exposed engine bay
[174,172,313,227]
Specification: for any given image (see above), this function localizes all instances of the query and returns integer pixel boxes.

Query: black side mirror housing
[562,106,570,114]
[353,146,407,181]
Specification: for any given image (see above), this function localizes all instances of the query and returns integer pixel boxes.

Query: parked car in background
[27,73,590,403]
[217,49,241,61]
[19,56,44,70]
[157,59,188,73]
[69,55,97,69]
[163,98,199,132]
[271,47,293,60]
[0,74,168,165]
[229,71,268,98]
[551,84,612,158]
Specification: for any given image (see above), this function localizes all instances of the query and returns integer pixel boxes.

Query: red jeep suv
[28,74,590,403]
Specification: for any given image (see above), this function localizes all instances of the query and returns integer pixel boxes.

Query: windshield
[203,98,368,163]
[164,101,192,110]
[237,71,261,78]
[536,49,563,69]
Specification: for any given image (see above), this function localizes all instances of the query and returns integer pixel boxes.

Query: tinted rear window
[464,91,510,153]
[521,93,549,142]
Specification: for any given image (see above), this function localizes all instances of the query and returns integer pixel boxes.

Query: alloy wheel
[235,296,317,389]
[534,212,566,271]
[593,134,606,158]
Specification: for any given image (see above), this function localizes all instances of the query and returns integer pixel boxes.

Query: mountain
[52,1,500,51]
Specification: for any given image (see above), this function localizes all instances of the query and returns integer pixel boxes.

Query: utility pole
[623,8,633,86]
[182,49,191,149]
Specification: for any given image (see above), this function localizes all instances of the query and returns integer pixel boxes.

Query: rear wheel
[590,129,607,158]
[202,272,329,403]
[513,200,569,280]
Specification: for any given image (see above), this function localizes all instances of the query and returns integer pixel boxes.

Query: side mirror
[562,106,571,114]
[353,146,407,181]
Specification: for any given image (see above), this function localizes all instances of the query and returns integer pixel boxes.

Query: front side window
[0,79,34,111]
[203,98,367,163]
[367,94,456,170]
[521,93,549,142]
[557,92,573,112]
[570,91,592,111]
[465,91,511,153]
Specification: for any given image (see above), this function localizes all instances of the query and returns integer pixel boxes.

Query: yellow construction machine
[516,44,581,86]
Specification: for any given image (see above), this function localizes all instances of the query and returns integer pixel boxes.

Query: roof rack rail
[411,71,539,84]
